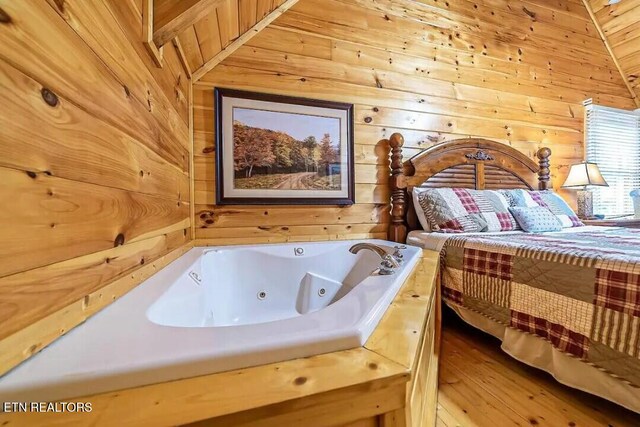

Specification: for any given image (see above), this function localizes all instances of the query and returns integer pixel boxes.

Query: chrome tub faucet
[349,243,401,275]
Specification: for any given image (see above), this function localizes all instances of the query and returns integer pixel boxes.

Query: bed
[386,133,640,413]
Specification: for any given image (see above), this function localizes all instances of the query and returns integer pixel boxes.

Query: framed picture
[214,88,355,205]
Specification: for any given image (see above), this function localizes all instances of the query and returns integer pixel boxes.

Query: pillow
[412,188,431,232]
[509,206,563,233]
[506,189,583,228]
[414,188,519,233]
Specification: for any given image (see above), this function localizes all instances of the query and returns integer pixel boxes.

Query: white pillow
[412,187,431,232]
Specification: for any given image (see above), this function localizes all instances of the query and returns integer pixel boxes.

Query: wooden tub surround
[0,250,441,427]
[386,133,552,243]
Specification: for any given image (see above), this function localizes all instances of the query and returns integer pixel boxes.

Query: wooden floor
[436,312,640,426]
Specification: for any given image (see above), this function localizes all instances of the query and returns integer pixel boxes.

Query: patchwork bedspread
[440,228,640,387]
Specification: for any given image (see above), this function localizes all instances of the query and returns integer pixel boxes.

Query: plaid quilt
[440,228,640,387]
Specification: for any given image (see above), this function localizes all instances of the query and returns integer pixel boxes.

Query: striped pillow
[415,188,519,233]
[507,190,583,228]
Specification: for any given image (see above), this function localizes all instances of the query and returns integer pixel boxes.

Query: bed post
[536,147,552,190]
[389,133,407,243]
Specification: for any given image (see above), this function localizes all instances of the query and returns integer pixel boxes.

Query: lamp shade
[562,161,608,188]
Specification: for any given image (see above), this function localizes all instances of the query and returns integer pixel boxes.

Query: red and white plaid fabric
[511,311,589,359]
[443,287,463,305]
[463,248,512,281]
[439,219,464,233]
[453,188,480,213]
[496,212,516,231]
[595,269,640,317]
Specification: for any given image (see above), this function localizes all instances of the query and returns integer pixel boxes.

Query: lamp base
[576,189,593,219]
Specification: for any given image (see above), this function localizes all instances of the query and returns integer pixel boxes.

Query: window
[585,101,640,216]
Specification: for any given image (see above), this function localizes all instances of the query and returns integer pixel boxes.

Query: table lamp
[561,161,608,219]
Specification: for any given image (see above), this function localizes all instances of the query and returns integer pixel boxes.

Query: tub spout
[349,243,400,275]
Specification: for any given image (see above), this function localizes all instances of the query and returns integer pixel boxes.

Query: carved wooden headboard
[387,133,552,243]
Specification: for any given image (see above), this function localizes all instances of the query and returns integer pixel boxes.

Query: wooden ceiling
[161,0,638,105]
[175,0,291,75]
[587,0,640,103]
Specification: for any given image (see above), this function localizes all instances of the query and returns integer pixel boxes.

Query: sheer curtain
[585,101,640,216]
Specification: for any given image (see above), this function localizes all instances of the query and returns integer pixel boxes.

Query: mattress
[409,226,640,413]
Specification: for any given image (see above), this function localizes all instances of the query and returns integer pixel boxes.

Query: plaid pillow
[506,189,583,228]
[415,188,519,233]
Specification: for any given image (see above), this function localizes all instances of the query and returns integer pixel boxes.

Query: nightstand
[583,218,640,228]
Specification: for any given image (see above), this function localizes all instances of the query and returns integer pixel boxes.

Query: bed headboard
[387,133,551,243]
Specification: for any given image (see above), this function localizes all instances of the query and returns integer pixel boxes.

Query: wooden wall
[192,0,636,244]
[0,0,191,373]
[588,0,640,102]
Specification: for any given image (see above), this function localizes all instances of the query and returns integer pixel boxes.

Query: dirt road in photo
[274,172,317,189]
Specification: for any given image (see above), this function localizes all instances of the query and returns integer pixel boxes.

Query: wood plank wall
[0,0,191,372]
[192,0,636,244]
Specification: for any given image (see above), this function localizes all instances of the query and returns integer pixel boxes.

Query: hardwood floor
[436,311,640,426]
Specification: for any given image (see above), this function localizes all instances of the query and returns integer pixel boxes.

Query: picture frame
[214,88,355,205]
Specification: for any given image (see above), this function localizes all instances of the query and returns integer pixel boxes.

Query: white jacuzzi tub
[0,240,421,402]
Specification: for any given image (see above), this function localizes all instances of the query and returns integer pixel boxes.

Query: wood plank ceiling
[176,0,290,74]
[178,0,639,103]
[588,0,640,102]
[174,0,638,106]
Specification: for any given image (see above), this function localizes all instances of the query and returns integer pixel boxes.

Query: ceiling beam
[192,0,300,82]
[153,0,226,47]
[143,0,164,67]
[581,0,640,108]
[172,38,192,79]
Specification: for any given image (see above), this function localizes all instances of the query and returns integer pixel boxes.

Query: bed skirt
[447,303,640,414]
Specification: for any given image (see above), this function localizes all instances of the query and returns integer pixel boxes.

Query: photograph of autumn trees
[232,108,342,191]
